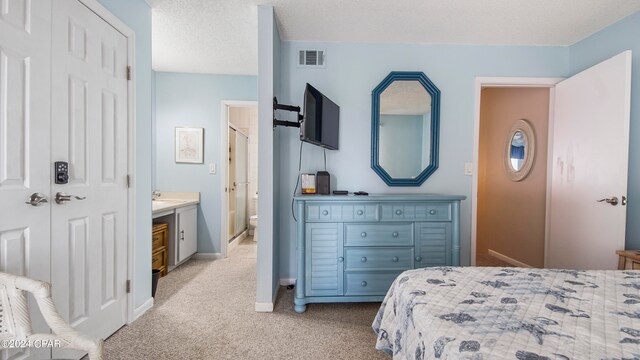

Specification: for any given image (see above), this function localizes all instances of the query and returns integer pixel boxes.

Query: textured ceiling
[148,0,640,75]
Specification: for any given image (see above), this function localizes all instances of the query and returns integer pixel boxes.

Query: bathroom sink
[152,199,189,212]
[153,199,187,205]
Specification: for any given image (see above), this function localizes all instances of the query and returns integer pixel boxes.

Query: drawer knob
[361,281,368,287]
[356,209,364,215]
[415,256,422,262]
[392,231,399,238]
[429,209,437,215]
[361,257,367,263]
[338,257,344,263]
[322,210,329,216]
[360,232,367,238]
[392,256,399,262]
[395,209,403,215]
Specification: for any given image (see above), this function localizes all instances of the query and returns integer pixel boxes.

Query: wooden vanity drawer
[344,247,414,271]
[344,271,402,296]
[344,223,413,246]
[152,223,168,252]
[306,203,379,222]
[381,203,452,221]
[152,249,166,270]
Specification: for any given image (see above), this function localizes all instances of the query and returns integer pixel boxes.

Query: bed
[372,267,640,359]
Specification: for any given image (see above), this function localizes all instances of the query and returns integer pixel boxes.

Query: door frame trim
[220,101,258,258]
[77,0,139,323]
[471,77,563,267]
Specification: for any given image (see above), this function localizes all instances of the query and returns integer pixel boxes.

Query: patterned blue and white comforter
[372,267,640,359]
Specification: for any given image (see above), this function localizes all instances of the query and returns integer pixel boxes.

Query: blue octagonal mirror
[371,71,440,186]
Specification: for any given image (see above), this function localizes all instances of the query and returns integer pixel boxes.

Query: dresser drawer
[344,247,413,271]
[344,223,413,246]
[344,271,402,296]
[152,230,166,251]
[381,203,452,221]
[306,203,379,222]
[152,249,166,269]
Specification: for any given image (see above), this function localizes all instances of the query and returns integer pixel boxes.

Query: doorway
[475,87,551,268]
[471,77,561,267]
[472,52,632,270]
[220,102,259,257]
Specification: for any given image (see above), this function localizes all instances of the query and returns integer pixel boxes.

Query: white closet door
[548,51,632,270]
[0,1,52,359]
[50,0,128,356]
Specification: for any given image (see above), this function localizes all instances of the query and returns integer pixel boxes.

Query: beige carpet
[102,238,388,359]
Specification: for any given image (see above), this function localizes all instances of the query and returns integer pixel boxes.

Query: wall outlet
[464,162,473,176]
[209,163,216,174]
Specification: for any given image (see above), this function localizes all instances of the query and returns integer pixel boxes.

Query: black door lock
[55,161,69,184]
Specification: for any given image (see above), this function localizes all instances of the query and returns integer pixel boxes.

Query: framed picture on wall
[175,127,204,163]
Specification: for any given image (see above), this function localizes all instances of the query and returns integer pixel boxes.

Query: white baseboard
[279,278,296,286]
[191,253,225,260]
[255,281,282,312]
[131,297,154,322]
[488,249,532,268]
[255,301,274,312]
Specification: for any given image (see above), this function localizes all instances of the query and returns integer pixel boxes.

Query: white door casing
[548,51,632,270]
[50,0,128,356]
[0,0,52,358]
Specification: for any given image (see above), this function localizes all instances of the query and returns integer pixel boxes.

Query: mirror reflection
[378,80,432,178]
[509,130,526,171]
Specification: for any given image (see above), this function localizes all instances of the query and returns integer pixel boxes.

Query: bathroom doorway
[220,101,259,257]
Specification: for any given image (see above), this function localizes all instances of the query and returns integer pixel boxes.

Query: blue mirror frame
[371,71,441,186]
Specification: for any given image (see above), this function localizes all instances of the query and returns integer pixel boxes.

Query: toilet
[249,193,258,242]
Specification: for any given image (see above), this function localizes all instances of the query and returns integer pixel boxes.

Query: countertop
[293,194,467,201]
[152,192,200,214]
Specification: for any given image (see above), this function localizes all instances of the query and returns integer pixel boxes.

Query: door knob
[25,193,48,207]
[597,197,619,206]
[55,192,86,204]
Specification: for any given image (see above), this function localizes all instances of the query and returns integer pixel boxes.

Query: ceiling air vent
[299,50,325,68]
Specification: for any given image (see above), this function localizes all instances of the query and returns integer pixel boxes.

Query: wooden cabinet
[294,194,465,313]
[152,223,169,276]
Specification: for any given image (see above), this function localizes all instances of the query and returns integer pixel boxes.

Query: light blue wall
[569,12,640,249]
[277,42,569,279]
[97,0,152,309]
[272,12,282,298]
[256,5,280,305]
[154,73,257,254]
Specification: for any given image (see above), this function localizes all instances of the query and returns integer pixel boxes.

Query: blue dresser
[293,194,466,313]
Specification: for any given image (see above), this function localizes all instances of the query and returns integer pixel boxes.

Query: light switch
[464,162,473,176]
[209,163,216,174]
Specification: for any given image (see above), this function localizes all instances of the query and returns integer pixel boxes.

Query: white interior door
[235,132,248,234]
[228,127,237,239]
[0,1,52,359]
[50,0,128,355]
[548,51,632,270]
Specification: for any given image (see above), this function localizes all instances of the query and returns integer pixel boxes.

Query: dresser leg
[294,303,307,313]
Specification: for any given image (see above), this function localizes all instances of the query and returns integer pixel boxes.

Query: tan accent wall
[477,87,550,268]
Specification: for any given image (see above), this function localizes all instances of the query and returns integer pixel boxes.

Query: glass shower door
[235,132,249,235]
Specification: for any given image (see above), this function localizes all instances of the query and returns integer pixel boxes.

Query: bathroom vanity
[152,192,200,272]
[293,194,465,313]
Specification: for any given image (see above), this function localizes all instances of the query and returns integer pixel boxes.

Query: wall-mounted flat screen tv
[301,83,339,150]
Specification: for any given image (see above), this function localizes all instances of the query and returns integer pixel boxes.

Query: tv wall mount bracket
[273,97,302,128]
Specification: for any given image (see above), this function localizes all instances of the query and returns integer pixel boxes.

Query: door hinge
[126,66,132,81]
[126,174,131,188]
[126,280,131,293]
